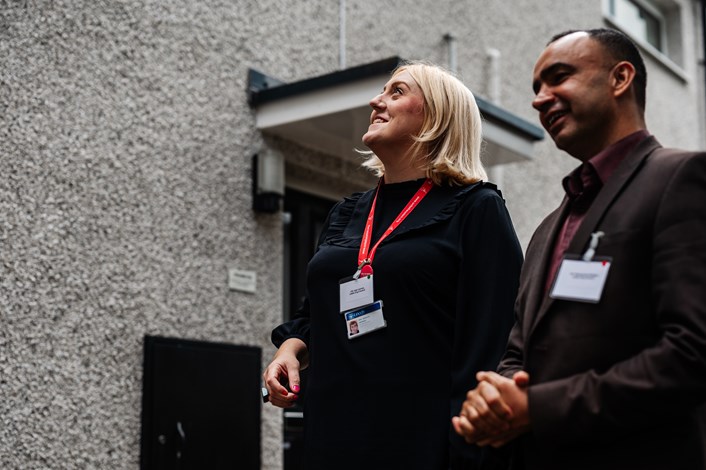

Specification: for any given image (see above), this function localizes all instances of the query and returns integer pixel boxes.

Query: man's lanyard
[354,178,433,278]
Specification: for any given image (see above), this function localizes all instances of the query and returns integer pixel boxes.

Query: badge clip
[353,259,373,279]
[582,231,605,261]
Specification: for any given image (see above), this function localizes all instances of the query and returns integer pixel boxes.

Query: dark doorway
[282,187,337,470]
[140,336,261,470]
[284,188,337,321]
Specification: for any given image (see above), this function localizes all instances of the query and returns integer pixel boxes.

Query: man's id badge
[345,300,386,339]
[550,256,612,303]
[339,274,374,313]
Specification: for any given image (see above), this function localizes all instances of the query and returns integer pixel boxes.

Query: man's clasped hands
[452,370,532,447]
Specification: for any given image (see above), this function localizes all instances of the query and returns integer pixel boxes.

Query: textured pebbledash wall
[0,1,289,468]
[1,0,703,469]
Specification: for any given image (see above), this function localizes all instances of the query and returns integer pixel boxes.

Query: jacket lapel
[522,198,570,337]
[564,136,661,257]
[527,136,662,335]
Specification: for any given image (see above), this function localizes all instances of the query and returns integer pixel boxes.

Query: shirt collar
[562,130,650,199]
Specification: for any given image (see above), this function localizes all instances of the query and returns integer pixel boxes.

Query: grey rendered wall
[1,1,703,469]
[1,1,290,468]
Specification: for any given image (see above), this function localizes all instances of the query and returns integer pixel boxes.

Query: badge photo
[345,300,386,339]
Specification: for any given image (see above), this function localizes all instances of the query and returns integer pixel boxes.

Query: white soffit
[255,75,383,129]
[483,121,538,166]
[255,76,384,159]
[249,60,543,166]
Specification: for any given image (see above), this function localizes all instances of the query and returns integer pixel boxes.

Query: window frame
[606,0,667,51]
[602,0,688,81]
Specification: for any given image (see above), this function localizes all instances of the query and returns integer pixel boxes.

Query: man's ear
[611,61,636,100]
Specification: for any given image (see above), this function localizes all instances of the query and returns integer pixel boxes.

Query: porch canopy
[248,57,543,167]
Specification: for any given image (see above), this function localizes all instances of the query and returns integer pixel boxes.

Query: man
[453,28,706,469]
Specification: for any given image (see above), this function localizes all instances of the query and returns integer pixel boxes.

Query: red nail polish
[292,385,300,393]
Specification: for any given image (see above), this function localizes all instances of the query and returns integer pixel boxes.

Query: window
[606,0,665,51]
[602,0,686,76]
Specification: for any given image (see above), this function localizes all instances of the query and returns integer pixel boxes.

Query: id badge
[345,300,386,339]
[549,255,612,303]
[339,274,374,313]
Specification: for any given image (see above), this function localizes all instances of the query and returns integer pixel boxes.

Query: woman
[263,61,522,469]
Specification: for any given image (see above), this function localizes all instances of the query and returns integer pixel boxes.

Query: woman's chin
[361,133,377,148]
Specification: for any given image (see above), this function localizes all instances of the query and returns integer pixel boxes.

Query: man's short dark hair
[549,28,647,111]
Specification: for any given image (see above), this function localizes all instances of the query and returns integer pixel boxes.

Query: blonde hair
[361,61,487,186]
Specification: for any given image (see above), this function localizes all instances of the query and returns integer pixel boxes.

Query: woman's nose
[369,93,385,109]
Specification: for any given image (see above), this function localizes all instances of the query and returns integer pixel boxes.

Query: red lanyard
[356,178,434,277]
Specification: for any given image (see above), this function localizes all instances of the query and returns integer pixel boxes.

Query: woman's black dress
[273,179,523,469]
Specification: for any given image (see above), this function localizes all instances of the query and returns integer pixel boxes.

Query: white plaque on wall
[228,269,257,293]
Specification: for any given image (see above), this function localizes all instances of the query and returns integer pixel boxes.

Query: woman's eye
[393,87,403,94]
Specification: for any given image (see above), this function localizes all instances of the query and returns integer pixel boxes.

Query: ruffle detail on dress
[319,191,369,247]
[404,181,498,232]
[319,181,500,247]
